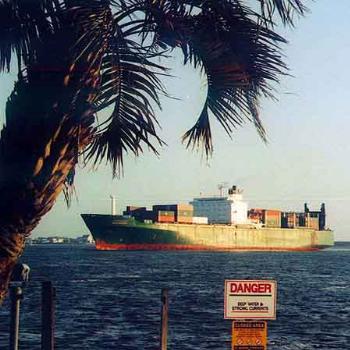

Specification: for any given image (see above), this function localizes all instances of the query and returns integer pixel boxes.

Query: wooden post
[41,281,55,350]
[9,286,23,350]
[160,288,168,350]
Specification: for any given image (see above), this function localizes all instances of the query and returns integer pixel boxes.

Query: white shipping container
[192,216,209,224]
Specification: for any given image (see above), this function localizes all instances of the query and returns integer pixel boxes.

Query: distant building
[75,234,94,244]
[51,237,65,244]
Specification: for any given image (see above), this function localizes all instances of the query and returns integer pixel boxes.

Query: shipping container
[177,210,193,217]
[123,208,154,222]
[157,210,175,216]
[153,204,193,212]
[177,204,194,211]
[297,213,306,227]
[264,209,281,217]
[192,217,209,224]
[263,210,281,228]
[140,210,155,221]
[126,206,146,213]
[123,206,155,222]
[305,213,320,230]
[248,209,264,223]
[282,212,297,228]
[177,216,193,224]
[249,209,281,226]
[264,218,281,228]
[156,210,175,223]
[153,204,193,222]
[157,215,175,223]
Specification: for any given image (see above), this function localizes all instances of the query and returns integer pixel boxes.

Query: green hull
[81,214,334,251]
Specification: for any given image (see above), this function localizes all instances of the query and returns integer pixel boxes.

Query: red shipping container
[264,209,281,217]
[157,214,175,223]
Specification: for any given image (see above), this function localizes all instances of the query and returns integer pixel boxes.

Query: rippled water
[0,242,349,349]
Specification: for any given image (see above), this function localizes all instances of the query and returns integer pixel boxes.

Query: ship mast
[110,195,116,216]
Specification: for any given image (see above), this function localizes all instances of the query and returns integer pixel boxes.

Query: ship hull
[81,214,334,252]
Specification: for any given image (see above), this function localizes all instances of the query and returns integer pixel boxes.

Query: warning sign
[224,280,277,319]
[232,321,267,350]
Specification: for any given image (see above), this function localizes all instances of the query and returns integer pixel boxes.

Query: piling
[41,281,55,350]
[160,288,169,350]
[9,286,23,350]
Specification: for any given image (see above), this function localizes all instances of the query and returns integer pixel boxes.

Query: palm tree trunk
[0,3,112,303]
[0,110,93,303]
[0,233,26,302]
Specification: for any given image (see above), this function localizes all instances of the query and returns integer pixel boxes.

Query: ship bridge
[191,186,248,225]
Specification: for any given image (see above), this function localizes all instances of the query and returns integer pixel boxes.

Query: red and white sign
[224,280,277,320]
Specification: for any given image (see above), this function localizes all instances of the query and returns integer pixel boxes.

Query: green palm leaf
[258,0,307,26]
[144,0,287,155]
[0,0,64,72]
[0,0,308,167]
[85,14,167,176]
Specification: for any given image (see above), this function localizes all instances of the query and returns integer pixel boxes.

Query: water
[0,242,349,349]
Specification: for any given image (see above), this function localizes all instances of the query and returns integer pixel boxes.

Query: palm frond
[0,0,65,72]
[0,0,308,172]
[85,17,167,176]
[182,102,213,156]
[145,0,285,155]
[258,0,307,26]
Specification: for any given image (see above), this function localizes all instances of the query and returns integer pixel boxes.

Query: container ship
[81,186,334,251]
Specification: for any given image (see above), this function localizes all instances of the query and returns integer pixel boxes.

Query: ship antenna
[218,182,229,197]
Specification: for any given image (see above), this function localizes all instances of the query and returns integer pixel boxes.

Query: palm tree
[0,0,306,303]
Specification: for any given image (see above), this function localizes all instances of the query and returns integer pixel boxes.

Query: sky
[1,1,350,241]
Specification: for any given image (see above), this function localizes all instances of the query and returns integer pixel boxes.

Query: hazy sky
[1,1,350,240]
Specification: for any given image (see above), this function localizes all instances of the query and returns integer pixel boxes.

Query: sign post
[224,280,277,350]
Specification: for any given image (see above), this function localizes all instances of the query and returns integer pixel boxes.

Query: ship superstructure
[191,186,248,224]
